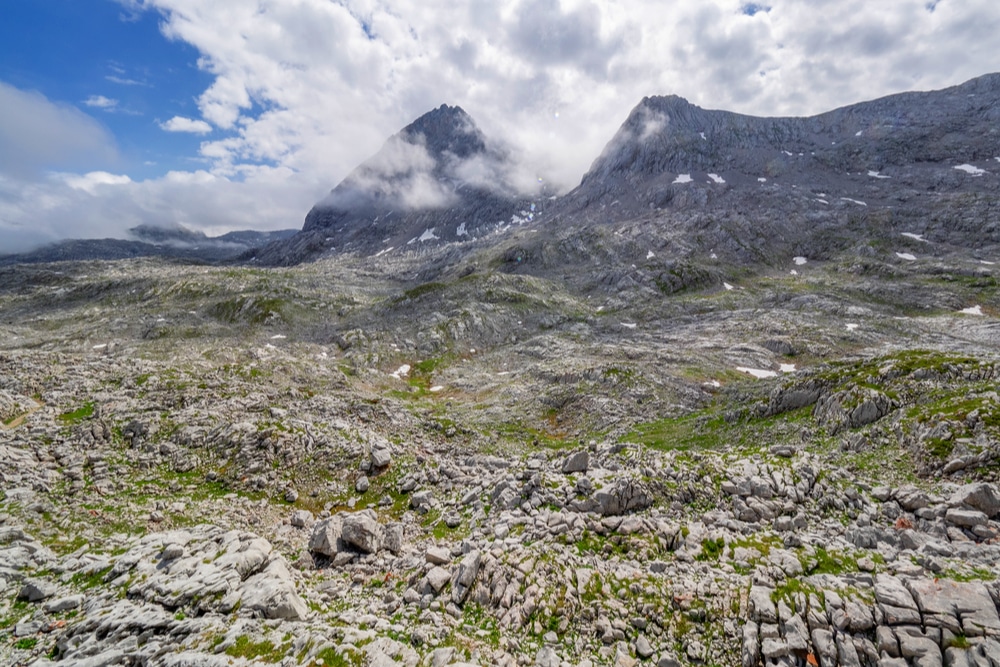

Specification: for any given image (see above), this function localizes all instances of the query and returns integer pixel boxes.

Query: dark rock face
[276,104,541,262]
[549,73,1000,266]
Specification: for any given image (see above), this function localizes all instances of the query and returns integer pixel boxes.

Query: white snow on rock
[841,197,867,207]
[373,246,394,257]
[855,130,863,137]
[672,174,693,184]
[429,385,445,393]
[92,344,107,350]
[779,364,797,373]
[646,250,655,259]
[846,323,859,331]
[895,252,917,261]
[390,364,411,379]
[790,270,799,276]
[959,305,984,316]
[793,257,807,266]
[758,177,767,183]
[456,223,468,237]
[815,198,828,204]
[723,282,735,291]
[699,132,707,140]
[270,335,286,340]
[868,170,890,179]
[736,367,778,379]
[995,157,1000,162]
[981,260,996,265]
[621,322,637,329]
[782,150,793,156]
[901,233,926,242]
[710,252,718,259]
[954,164,987,176]
[706,380,722,388]
[418,228,439,242]
[708,173,725,184]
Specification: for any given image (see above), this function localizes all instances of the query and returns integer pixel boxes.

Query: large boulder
[308,515,344,556]
[238,559,310,621]
[949,483,1000,518]
[596,479,653,516]
[341,510,383,553]
[451,550,482,605]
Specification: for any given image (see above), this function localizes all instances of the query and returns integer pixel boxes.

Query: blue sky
[2,0,1000,254]
[0,0,214,180]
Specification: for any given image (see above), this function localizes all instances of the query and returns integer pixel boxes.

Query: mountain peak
[398,104,487,160]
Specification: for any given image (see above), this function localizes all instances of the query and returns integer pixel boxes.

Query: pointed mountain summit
[244,105,543,265]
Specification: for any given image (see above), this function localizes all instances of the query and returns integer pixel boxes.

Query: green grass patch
[225,635,290,662]
[58,402,94,424]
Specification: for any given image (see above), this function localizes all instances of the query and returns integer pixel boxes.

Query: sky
[2,0,1000,254]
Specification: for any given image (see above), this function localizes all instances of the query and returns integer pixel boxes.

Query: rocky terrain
[1,76,1000,667]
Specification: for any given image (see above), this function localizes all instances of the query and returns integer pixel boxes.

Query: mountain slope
[250,105,544,265]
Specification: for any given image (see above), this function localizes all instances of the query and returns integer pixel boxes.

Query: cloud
[61,171,133,194]
[4,0,1000,254]
[0,165,319,255]
[83,95,120,110]
[0,81,118,179]
[106,75,148,86]
[160,116,213,134]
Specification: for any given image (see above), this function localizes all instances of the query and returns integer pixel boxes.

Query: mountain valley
[2,76,1000,667]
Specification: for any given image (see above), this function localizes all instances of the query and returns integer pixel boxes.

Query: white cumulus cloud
[160,116,213,134]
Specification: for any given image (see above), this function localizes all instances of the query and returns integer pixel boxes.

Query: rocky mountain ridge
[0,226,297,267]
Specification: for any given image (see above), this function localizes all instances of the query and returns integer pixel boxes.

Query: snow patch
[706,380,721,388]
[429,385,445,393]
[954,164,987,176]
[793,256,807,266]
[815,198,828,204]
[708,173,725,184]
[790,270,798,276]
[868,170,890,179]
[710,253,718,259]
[855,130,863,137]
[621,322,637,329]
[782,150,793,156]
[646,250,655,259]
[92,344,107,350]
[980,260,996,266]
[845,323,859,331]
[895,252,917,261]
[736,367,778,379]
[841,198,867,207]
[456,223,468,237]
[779,364,797,373]
[699,132,707,140]
[900,233,926,242]
[390,364,411,379]
[270,335,286,340]
[672,174,692,184]
[959,305,984,316]
[373,246,395,257]
[723,282,735,291]
[758,177,767,183]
